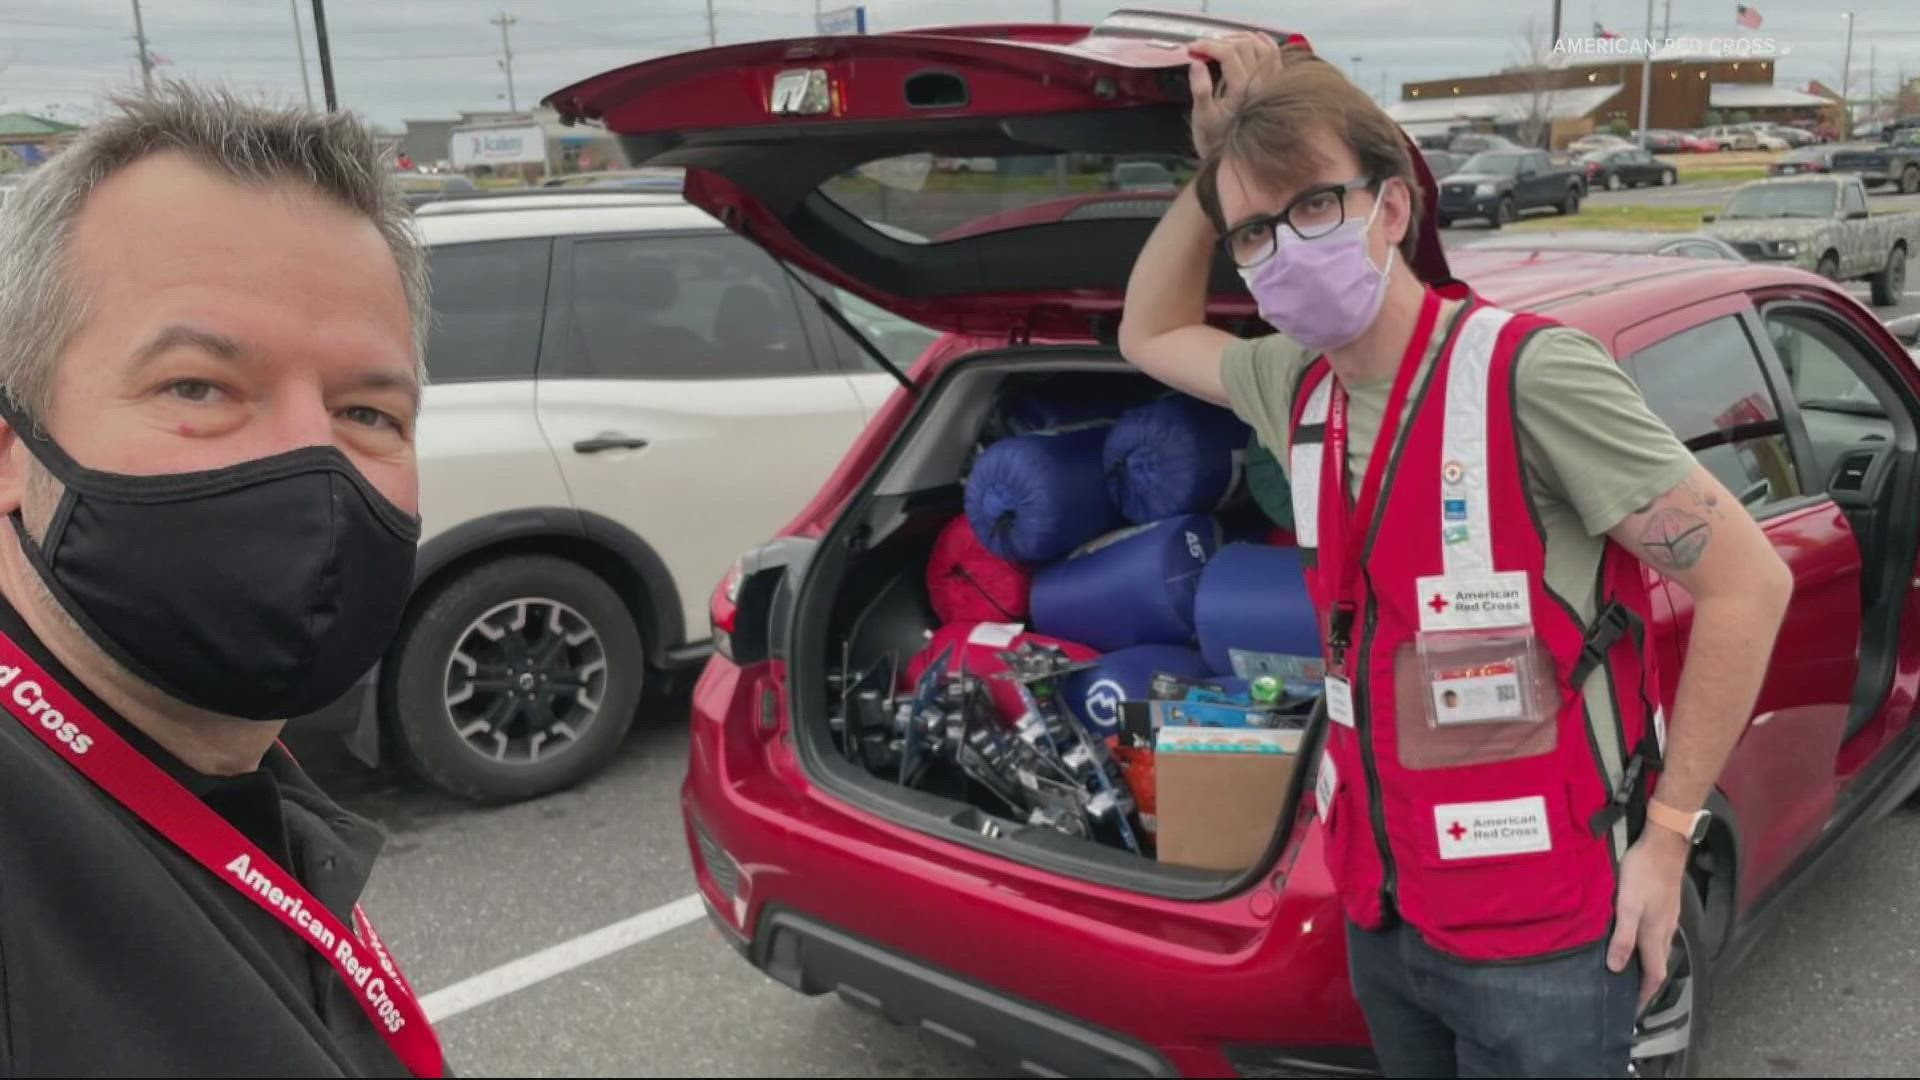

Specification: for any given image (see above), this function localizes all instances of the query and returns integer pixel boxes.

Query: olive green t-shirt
[1220,300,1698,625]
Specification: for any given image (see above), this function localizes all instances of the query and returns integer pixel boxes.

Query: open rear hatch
[546,10,1450,345]
[551,14,1447,897]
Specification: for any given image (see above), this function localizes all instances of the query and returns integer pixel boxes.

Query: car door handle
[572,433,649,454]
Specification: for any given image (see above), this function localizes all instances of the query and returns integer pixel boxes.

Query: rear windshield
[818,152,1191,245]
[1461,152,1525,175]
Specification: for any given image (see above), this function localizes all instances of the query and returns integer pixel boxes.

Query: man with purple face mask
[1119,35,1793,1080]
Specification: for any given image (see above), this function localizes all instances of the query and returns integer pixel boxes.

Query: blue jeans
[1346,920,1640,1079]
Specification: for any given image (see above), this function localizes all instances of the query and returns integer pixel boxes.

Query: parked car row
[1579,146,1679,191]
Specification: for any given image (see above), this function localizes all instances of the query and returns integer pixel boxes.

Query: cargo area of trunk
[782,348,1328,900]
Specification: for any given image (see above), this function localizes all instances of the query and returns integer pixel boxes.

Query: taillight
[709,552,782,666]
[708,538,815,667]
[711,559,744,662]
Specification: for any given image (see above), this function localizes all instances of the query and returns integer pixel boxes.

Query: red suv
[551,14,1920,1077]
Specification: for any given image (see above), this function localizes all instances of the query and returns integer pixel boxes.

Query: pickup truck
[1831,128,1920,194]
[1703,174,1920,305]
[1435,148,1585,228]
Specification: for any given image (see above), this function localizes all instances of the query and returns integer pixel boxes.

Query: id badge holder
[1395,628,1558,771]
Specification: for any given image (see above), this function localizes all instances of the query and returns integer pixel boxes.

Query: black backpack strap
[1573,600,1639,690]
[1580,600,1660,839]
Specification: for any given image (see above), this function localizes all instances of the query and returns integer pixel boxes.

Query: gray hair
[0,82,429,420]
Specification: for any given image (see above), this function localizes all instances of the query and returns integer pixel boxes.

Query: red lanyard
[0,630,445,1078]
[1323,288,1445,675]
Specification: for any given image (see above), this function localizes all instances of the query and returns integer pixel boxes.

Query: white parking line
[419,893,707,1023]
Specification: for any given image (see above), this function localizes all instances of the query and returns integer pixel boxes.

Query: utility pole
[1550,0,1561,51]
[130,0,154,93]
[1662,0,1672,42]
[706,0,718,46]
[491,11,519,112]
[312,0,338,112]
[1840,12,1855,138]
[289,0,313,108]
[1636,0,1654,148]
[1868,44,1876,130]
[1050,0,1062,23]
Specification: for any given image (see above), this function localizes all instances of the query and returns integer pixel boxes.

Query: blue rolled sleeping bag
[1062,644,1212,737]
[965,425,1124,563]
[1031,514,1220,653]
[1195,543,1323,678]
[998,384,1148,437]
[1103,396,1252,525]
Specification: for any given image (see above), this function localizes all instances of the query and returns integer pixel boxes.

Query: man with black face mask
[0,85,443,1076]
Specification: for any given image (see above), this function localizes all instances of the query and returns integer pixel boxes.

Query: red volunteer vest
[1289,288,1660,962]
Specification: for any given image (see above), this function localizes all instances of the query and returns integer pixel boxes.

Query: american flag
[1593,20,1621,39]
[1736,4,1763,29]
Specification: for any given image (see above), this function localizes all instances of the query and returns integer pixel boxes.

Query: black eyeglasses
[1220,175,1378,269]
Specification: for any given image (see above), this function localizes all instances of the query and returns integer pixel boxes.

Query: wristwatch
[1647,800,1712,845]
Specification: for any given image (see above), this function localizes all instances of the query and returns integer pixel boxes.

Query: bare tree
[1506,20,1561,149]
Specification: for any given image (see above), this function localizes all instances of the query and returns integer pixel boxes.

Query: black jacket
[0,597,418,1076]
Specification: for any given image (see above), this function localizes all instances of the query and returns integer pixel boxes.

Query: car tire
[1493,196,1515,228]
[1816,251,1841,280]
[1902,166,1920,195]
[1662,169,1677,186]
[1633,878,1711,1078]
[1606,173,1623,192]
[1560,187,1581,215]
[387,555,645,802]
[1438,215,1454,229]
[1871,245,1908,306]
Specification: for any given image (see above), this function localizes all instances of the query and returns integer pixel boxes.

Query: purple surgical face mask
[1236,185,1399,353]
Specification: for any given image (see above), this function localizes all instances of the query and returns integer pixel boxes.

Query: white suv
[310,191,926,801]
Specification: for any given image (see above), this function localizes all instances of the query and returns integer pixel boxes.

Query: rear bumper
[748,905,1177,1078]
[1438,193,1500,219]
[681,657,1374,1078]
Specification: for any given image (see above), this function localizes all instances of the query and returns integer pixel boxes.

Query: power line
[2,14,122,30]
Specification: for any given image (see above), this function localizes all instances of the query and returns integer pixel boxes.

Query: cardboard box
[1154,726,1304,872]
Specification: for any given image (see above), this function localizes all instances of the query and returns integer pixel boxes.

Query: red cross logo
[1447,821,1468,841]
[1428,593,1451,614]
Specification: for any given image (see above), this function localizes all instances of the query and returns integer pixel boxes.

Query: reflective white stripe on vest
[1291,377,1334,550]
[1438,307,1516,576]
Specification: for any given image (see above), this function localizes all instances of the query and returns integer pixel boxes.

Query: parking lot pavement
[1586,180,1747,209]
[292,695,1920,1078]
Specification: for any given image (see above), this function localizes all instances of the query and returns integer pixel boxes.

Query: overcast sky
[5,0,1920,130]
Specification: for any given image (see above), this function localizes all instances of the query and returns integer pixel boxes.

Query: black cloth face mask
[0,398,420,721]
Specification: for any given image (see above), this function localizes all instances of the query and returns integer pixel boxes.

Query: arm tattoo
[1638,507,1713,570]
[1628,473,1725,571]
